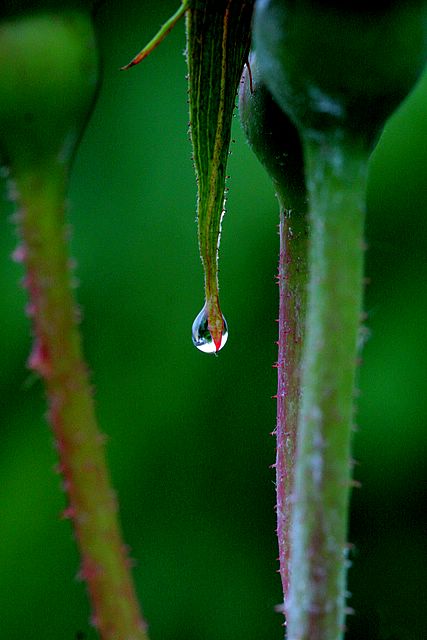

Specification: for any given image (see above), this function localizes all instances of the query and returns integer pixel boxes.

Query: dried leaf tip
[121,2,189,70]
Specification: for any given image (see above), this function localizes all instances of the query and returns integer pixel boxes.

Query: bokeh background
[1,2,426,639]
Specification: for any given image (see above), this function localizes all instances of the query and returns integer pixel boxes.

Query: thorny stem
[12,162,148,640]
[275,207,308,605]
[285,135,368,640]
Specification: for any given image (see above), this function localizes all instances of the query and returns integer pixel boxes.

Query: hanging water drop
[192,305,228,353]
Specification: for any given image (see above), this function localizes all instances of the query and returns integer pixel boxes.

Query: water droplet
[192,306,228,353]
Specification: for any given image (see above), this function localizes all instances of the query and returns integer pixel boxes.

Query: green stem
[275,206,308,605]
[13,162,148,640]
[286,136,368,640]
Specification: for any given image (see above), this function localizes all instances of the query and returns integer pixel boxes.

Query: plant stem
[13,162,148,640]
[286,135,368,640]
[275,207,308,605]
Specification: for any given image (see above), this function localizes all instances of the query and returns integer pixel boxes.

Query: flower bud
[254,0,427,144]
[239,51,306,211]
[0,7,99,172]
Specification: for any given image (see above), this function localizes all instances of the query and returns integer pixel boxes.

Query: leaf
[186,0,254,351]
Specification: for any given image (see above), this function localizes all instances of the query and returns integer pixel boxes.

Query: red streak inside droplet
[214,334,222,352]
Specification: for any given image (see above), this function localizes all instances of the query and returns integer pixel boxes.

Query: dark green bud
[0,8,99,172]
[254,0,427,144]
[239,51,306,212]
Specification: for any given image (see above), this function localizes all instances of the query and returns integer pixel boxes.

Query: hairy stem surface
[286,136,368,640]
[275,207,307,604]
[13,163,148,640]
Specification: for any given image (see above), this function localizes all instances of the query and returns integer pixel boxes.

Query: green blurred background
[0,2,426,639]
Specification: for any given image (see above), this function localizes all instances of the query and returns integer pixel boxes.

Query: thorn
[345,542,356,553]
[96,432,108,445]
[61,506,76,520]
[125,555,137,569]
[90,615,100,629]
[80,557,104,582]
[11,245,27,263]
[25,302,35,317]
[27,340,51,377]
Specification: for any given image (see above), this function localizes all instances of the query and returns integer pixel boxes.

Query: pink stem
[275,209,308,604]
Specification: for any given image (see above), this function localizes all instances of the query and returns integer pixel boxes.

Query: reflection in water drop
[191,306,228,353]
